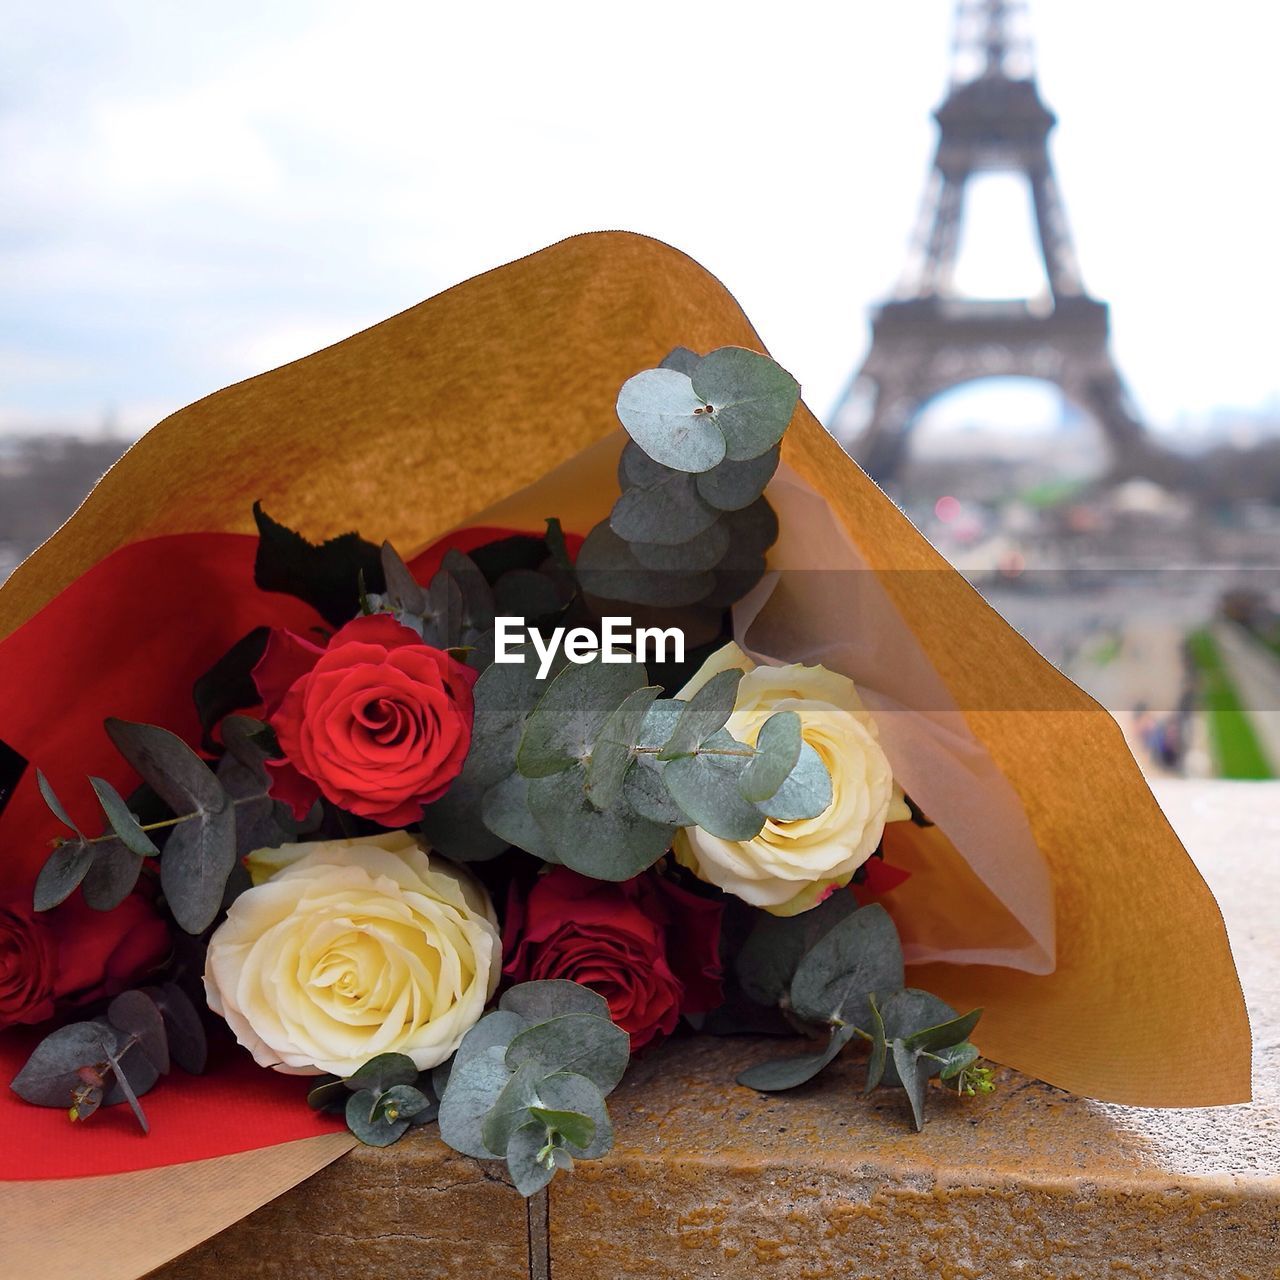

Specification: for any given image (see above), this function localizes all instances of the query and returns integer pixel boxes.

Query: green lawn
[1186,630,1275,780]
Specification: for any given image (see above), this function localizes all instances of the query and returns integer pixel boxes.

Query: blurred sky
[2,1,1278,440]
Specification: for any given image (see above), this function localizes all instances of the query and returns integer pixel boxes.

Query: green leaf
[877,988,960,1088]
[89,776,159,856]
[252,501,384,628]
[528,764,674,879]
[33,840,94,911]
[499,980,611,1024]
[618,439,673,490]
[736,1023,858,1093]
[892,1038,930,1131]
[107,990,169,1074]
[695,444,780,512]
[903,1008,983,1055]
[11,1022,113,1106]
[575,523,715,608]
[610,472,719,546]
[376,1083,433,1124]
[380,541,428,614]
[658,669,742,759]
[80,838,143,911]
[345,1087,412,1147]
[864,993,888,1093]
[481,1061,543,1156]
[105,719,237,933]
[440,549,496,635]
[622,752,689,825]
[104,1042,151,1134]
[690,347,800,462]
[585,686,662,809]
[738,711,802,803]
[615,367,727,473]
[756,742,832,821]
[36,769,82,836]
[438,1045,511,1159]
[149,982,208,1073]
[788,903,905,1028]
[307,1076,348,1113]
[658,346,701,376]
[719,496,780,561]
[662,739,765,841]
[533,1071,614,1159]
[505,1013,629,1095]
[936,1041,981,1081]
[505,1122,559,1197]
[517,659,647,778]
[629,520,730,573]
[529,1105,595,1151]
[345,1052,419,1094]
[734,892,858,1007]
[480,772,554,860]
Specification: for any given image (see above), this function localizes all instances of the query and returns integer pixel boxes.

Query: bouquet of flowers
[0,234,1249,1275]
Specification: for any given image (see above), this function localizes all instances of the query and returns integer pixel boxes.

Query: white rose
[672,643,909,917]
[204,830,500,1077]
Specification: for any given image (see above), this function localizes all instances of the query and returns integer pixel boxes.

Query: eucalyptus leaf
[380,541,428,614]
[903,1008,983,1055]
[690,347,799,462]
[734,891,859,1008]
[481,1061,543,1156]
[528,764,675,879]
[11,1022,114,1107]
[499,980,611,1024]
[345,1087,412,1147]
[629,519,730,573]
[788,903,905,1028]
[36,769,82,835]
[695,444,780,511]
[419,776,512,863]
[618,439,672,490]
[494,569,562,621]
[454,1009,532,1068]
[505,1014,629,1094]
[90,838,157,912]
[517,659,647,778]
[892,1038,930,1131]
[615,367,727,473]
[756,742,832,821]
[88,776,158,857]
[609,473,719,546]
[662,740,765,841]
[420,569,466,649]
[936,1041,981,1081]
[658,346,702,376]
[719,497,780,561]
[505,1122,558,1197]
[307,1076,348,1113]
[877,988,960,1088]
[576,523,715,607]
[104,1043,151,1134]
[622,753,689,825]
[440,549,496,634]
[865,993,888,1093]
[659,670,743,759]
[149,982,208,1073]
[107,990,169,1074]
[33,840,94,911]
[437,1044,511,1159]
[345,1052,419,1094]
[480,772,555,859]
[585,685,661,810]
[377,1083,432,1124]
[534,1071,614,1159]
[738,711,802,803]
[736,1023,859,1093]
[529,1105,595,1151]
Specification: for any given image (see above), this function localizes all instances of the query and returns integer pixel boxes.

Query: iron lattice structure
[832,0,1159,485]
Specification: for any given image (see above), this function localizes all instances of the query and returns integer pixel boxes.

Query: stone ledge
[155,780,1280,1280]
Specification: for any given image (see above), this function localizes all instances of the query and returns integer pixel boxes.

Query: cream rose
[204,831,500,1077]
[672,643,909,917]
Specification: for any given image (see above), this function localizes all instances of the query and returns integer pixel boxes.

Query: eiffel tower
[832,0,1162,486]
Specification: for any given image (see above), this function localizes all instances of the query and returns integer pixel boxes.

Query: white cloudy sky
[2,1,1278,440]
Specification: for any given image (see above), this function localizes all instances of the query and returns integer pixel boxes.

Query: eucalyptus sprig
[735,899,993,1130]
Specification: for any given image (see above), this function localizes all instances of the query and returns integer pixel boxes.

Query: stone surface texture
[156,780,1280,1279]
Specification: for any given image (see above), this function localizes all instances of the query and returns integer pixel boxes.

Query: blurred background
[3,1,1278,779]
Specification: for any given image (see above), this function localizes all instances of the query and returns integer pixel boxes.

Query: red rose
[504,867,723,1051]
[253,614,477,826]
[0,891,170,1030]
